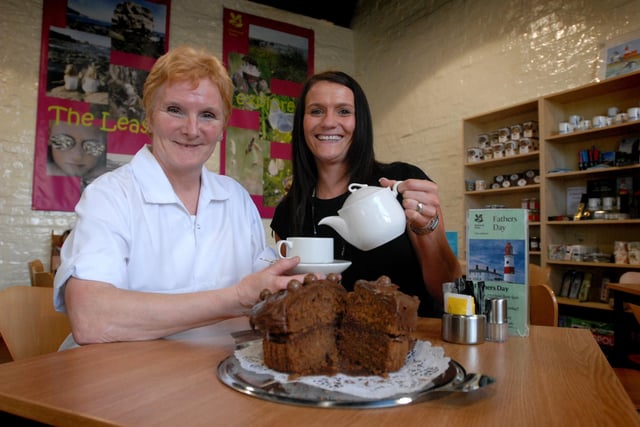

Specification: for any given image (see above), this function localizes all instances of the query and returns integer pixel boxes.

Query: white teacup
[504,140,518,156]
[628,107,640,121]
[276,237,333,264]
[592,115,607,128]
[558,121,573,134]
[467,147,483,162]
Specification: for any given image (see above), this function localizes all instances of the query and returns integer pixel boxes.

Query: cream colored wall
[2,0,640,286]
[0,0,354,286]
[352,0,640,256]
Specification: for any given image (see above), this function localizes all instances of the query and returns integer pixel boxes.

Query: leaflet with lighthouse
[466,208,529,336]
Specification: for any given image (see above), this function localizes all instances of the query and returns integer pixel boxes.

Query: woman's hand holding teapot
[379,177,441,235]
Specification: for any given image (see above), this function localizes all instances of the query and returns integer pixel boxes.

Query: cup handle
[276,240,292,259]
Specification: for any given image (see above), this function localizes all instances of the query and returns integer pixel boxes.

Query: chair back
[28,259,45,285]
[618,272,640,325]
[0,286,70,361]
[529,263,550,286]
[529,284,558,326]
[27,259,54,287]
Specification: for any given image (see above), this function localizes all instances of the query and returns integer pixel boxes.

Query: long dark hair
[286,71,384,234]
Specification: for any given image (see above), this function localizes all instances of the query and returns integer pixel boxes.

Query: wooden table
[0,318,638,426]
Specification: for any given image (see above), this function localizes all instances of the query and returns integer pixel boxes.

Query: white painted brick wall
[0,0,354,286]
[353,0,640,254]
[1,0,639,286]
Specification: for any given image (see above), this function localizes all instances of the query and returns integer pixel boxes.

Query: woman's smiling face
[147,78,225,178]
[303,81,355,166]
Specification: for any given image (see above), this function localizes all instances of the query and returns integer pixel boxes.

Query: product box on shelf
[559,316,615,356]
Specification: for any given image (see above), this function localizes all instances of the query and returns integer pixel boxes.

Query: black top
[271,162,442,317]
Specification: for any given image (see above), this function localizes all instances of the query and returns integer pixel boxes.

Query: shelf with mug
[556,296,613,311]
[546,219,640,226]
[462,70,640,334]
[547,260,640,269]
[545,120,640,144]
[464,184,540,197]
[545,164,640,180]
[464,151,539,169]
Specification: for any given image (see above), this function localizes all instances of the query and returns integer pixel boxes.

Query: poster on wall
[31,0,171,211]
[222,8,314,218]
[602,30,640,79]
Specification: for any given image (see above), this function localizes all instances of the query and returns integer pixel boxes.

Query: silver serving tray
[217,353,494,409]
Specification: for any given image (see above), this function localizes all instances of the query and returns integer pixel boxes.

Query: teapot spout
[317,216,355,246]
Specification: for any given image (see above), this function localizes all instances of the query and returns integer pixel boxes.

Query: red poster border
[32,0,171,211]
[222,8,314,218]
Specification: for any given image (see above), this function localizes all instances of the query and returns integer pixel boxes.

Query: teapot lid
[342,183,388,208]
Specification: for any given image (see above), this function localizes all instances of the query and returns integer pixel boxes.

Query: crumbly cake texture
[250,274,419,377]
[250,273,347,376]
[339,276,420,375]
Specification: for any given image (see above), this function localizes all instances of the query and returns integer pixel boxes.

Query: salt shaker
[485,298,508,342]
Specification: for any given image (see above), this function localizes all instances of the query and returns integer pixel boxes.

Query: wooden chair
[529,283,558,326]
[618,271,640,324]
[27,259,54,287]
[614,271,640,410]
[28,259,45,285]
[529,263,550,287]
[0,286,70,361]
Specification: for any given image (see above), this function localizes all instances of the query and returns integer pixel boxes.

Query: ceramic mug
[510,124,522,140]
[592,115,607,128]
[498,127,510,143]
[491,143,505,158]
[505,140,518,156]
[558,121,573,134]
[578,119,591,131]
[276,237,333,264]
[615,112,628,124]
[467,147,483,162]
[568,115,582,127]
[628,107,640,121]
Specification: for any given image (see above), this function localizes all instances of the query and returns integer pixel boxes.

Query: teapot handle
[348,181,403,195]
[391,180,403,196]
[348,183,368,193]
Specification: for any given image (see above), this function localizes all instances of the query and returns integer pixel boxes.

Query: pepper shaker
[485,298,508,342]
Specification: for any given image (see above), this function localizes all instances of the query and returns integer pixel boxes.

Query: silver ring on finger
[417,202,424,214]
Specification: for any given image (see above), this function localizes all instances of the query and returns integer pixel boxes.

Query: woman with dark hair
[271,71,461,317]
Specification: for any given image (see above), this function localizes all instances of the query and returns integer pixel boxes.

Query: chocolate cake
[250,273,347,376]
[250,274,419,377]
[339,276,420,376]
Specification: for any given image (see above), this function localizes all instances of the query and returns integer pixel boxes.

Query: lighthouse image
[503,242,515,282]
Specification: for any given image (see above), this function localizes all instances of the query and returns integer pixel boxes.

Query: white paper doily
[234,339,450,399]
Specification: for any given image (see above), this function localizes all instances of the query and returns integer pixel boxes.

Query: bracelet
[410,213,439,235]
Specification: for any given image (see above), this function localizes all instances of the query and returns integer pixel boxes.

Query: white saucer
[290,260,352,275]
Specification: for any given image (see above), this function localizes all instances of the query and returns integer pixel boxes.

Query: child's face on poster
[49,122,106,177]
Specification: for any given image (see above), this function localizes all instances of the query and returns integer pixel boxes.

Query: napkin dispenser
[442,313,486,345]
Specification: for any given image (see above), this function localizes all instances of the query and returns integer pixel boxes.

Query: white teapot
[318,181,406,251]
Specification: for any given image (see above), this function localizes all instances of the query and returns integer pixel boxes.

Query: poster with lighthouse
[467,208,529,336]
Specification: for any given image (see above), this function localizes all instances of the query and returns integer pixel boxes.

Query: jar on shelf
[529,236,540,251]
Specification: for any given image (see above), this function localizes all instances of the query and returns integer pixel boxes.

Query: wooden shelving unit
[463,70,640,331]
